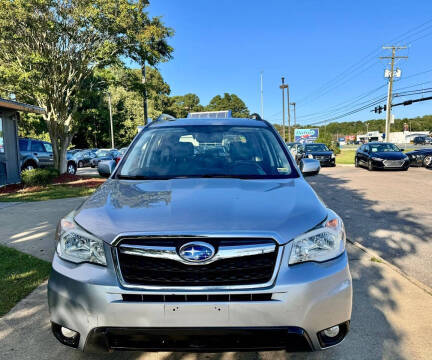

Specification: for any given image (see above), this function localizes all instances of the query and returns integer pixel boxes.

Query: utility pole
[280,77,288,141]
[141,62,148,125]
[260,72,264,119]
[380,46,407,142]
[286,85,291,142]
[108,92,115,149]
[366,122,369,134]
[290,102,296,127]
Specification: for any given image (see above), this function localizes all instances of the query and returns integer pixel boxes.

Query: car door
[30,140,48,167]
[42,142,54,167]
[357,145,366,164]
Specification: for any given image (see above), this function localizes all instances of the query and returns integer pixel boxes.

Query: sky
[147,0,432,127]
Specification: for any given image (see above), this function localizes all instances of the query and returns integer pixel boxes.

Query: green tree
[206,93,249,118]
[166,93,204,118]
[0,0,173,172]
[72,66,171,149]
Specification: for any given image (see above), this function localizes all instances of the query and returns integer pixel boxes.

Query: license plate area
[165,303,229,324]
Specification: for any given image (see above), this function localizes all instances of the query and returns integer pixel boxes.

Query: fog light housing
[323,325,339,338]
[317,321,350,348]
[51,322,80,348]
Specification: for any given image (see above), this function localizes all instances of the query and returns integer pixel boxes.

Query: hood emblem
[179,242,215,263]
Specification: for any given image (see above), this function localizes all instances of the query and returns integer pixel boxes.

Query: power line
[295,18,432,108]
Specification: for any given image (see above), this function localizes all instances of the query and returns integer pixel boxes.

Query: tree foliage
[206,93,249,118]
[0,0,173,172]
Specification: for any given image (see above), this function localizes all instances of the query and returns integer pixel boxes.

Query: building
[356,131,384,143]
[0,98,45,186]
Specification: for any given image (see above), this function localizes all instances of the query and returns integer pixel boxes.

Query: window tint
[119,125,295,179]
[43,143,52,152]
[31,141,45,153]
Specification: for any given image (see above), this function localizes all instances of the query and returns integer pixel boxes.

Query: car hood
[74,178,328,245]
[306,151,333,156]
[371,152,406,159]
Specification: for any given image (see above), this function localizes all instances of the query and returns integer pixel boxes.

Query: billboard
[294,128,319,143]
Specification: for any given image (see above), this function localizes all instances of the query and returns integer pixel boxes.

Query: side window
[43,143,52,152]
[31,141,45,153]
[19,139,29,151]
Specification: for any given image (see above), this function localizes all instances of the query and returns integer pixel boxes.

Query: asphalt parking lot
[307,165,432,287]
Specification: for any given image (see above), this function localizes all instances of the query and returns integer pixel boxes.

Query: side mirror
[97,160,116,178]
[300,158,320,176]
[399,148,404,152]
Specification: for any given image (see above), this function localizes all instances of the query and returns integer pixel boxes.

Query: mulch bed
[0,174,104,195]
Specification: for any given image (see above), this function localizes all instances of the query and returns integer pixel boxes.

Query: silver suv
[48,117,352,353]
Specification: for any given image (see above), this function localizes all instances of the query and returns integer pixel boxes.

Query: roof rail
[156,114,176,121]
[249,113,262,120]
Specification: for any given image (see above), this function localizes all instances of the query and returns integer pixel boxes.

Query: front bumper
[371,159,409,169]
[48,246,352,352]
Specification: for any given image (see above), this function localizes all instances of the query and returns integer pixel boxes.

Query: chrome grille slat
[114,237,280,290]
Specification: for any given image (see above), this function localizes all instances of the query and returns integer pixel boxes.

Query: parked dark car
[413,136,432,145]
[67,149,82,160]
[303,143,335,167]
[19,137,54,171]
[114,147,128,164]
[405,148,432,168]
[73,150,97,168]
[90,149,119,168]
[355,142,409,171]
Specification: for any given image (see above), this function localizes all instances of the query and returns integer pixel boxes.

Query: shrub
[21,168,59,187]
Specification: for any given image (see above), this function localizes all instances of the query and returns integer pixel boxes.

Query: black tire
[423,155,432,168]
[21,161,37,171]
[78,160,84,168]
[402,166,409,171]
[67,162,77,175]
[368,160,374,171]
[355,157,359,168]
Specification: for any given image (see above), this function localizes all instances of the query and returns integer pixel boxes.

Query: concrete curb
[347,238,432,296]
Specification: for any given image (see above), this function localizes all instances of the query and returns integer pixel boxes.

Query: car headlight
[371,157,383,161]
[308,154,314,159]
[55,211,107,265]
[289,210,345,265]
[331,153,336,158]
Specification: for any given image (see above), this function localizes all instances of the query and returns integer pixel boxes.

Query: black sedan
[73,149,97,168]
[303,143,336,167]
[406,148,432,168]
[355,142,409,171]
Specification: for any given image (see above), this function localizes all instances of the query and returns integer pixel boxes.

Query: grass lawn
[0,245,51,316]
[0,185,97,202]
[336,150,356,165]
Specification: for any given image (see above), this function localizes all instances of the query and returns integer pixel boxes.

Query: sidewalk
[0,197,85,262]
[0,199,431,359]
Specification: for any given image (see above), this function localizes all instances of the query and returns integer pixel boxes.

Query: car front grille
[315,156,330,161]
[383,159,404,167]
[121,293,274,302]
[115,237,279,287]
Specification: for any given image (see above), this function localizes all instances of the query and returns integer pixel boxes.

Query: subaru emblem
[179,242,215,263]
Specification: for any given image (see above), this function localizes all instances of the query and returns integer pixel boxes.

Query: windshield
[305,143,330,152]
[119,125,295,179]
[96,149,110,157]
[370,143,400,153]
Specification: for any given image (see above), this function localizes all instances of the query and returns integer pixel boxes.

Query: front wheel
[22,162,36,171]
[355,157,359,168]
[423,155,432,167]
[67,162,77,175]
[368,160,374,171]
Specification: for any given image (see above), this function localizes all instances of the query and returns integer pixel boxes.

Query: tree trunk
[44,111,73,174]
